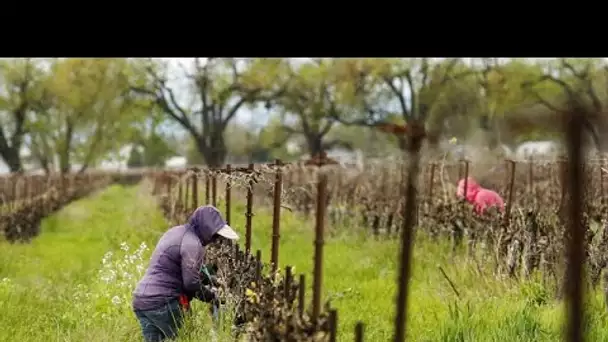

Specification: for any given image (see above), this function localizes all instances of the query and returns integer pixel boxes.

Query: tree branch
[561,59,603,111]
[382,74,410,118]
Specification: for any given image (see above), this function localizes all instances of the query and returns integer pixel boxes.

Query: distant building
[515,141,561,160]
[165,156,188,169]
[326,148,363,166]
[0,160,8,174]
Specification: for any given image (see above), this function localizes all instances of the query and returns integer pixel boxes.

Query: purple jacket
[132,206,226,311]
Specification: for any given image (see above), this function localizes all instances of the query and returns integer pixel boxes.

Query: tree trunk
[78,164,89,174]
[306,135,323,157]
[60,120,75,174]
[41,161,50,175]
[197,135,227,168]
[582,118,602,152]
[397,136,408,151]
[59,147,71,174]
[35,153,50,174]
[3,149,23,173]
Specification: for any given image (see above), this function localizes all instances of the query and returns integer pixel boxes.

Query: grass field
[2,184,608,341]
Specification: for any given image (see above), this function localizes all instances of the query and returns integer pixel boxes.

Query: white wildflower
[112,296,122,305]
[102,252,113,265]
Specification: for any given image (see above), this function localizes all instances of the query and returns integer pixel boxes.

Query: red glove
[179,294,191,311]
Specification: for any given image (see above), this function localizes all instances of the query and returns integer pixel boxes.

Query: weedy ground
[1,185,608,341]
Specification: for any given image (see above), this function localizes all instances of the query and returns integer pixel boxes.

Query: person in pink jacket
[457,177,505,215]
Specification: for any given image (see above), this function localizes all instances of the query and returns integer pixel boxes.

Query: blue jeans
[134,299,185,342]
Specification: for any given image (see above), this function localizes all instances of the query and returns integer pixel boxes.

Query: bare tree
[522,58,608,151]
[332,58,475,149]
[272,59,352,157]
[131,58,288,167]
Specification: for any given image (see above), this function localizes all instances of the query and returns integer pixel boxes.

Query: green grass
[1,185,608,341]
[0,185,228,341]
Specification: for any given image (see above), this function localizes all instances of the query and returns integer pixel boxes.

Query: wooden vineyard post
[191,168,198,211]
[354,322,365,342]
[503,159,516,227]
[601,158,606,205]
[205,171,210,204]
[177,178,183,208]
[166,176,173,202]
[328,309,338,342]
[461,159,470,208]
[393,122,425,342]
[458,161,463,181]
[271,159,283,273]
[184,173,190,210]
[528,156,534,195]
[24,178,30,206]
[311,170,328,324]
[225,164,231,225]
[298,274,306,318]
[245,163,255,254]
[284,266,293,303]
[255,250,262,281]
[428,163,436,204]
[212,171,217,207]
[234,243,241,267]
[563,105,585,342]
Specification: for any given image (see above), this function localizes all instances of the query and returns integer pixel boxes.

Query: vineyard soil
[2,185,608,341]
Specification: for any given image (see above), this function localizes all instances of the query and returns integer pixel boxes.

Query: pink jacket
[456,177,505,215]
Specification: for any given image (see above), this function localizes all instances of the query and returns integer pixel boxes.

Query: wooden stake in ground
[564,105,586,342]
[392,122,425,342]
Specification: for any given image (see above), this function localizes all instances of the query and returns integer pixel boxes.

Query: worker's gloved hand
[201,274,220,287]
[200,264,221,287]
[195,285,218,303]
[206,263,218,275]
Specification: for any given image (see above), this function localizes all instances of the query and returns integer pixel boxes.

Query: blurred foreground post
[393,122,425,342]
[564,105,585,342]
[311,170,328,323]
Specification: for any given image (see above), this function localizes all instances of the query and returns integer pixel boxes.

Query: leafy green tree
[470,58,552,149]
[28,58,146,174]
[462,58,608,150]
[333,58,475,150]
[521,58,608,150]
[326,123,397,157]
[269,59,352,157]
[0,58,48,173]
[140,133,174,167]
[127,146,144,168]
